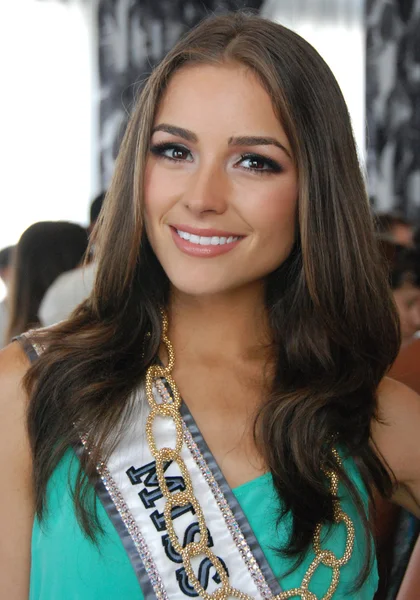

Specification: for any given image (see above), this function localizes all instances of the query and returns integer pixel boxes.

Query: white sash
[80,377,283,599]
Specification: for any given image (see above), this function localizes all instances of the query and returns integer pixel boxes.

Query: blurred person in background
[6,221,88,342]
[384,242,420,348]
[39,192,106,327]
[375,212,414,247]
[0,245,15,347]
[3,13,420,600]
[386,242,420,394]
[372,241,420,599]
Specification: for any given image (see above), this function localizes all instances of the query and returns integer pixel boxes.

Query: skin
[392,223,414,248]
[0,266,11,289]
[1,62,420,597]
[145,64,298,298]
[393,281,420,345]
[145,63,297,485]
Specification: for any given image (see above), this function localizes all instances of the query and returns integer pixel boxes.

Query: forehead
[154,63,286,138]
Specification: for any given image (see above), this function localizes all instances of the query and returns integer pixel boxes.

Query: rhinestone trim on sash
[144,314,356,599]
[80,433,168,600]
[155,377,275,599]
[20,327,356,599]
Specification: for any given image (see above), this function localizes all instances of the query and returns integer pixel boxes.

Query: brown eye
[150,143,193,162]
[172,148,189,160]
[238,153,282,174]
[248,157,265,170]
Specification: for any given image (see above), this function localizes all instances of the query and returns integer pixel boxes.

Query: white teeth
[199,236,211,245]
[176,229,240,246]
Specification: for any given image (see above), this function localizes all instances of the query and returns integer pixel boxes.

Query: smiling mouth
[169,225,244,257]
[175,228,242,246]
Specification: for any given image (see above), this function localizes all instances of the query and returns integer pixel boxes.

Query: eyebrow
[152,124,198,142]
[151,124,291,158]
[228,135,291,158]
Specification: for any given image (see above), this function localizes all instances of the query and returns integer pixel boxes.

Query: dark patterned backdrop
[366,0,420,218]
[98,0,264,188]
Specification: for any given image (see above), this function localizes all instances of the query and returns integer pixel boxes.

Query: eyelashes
[238,153,282,174]
[149,142,283,175]
[150,142,193,162]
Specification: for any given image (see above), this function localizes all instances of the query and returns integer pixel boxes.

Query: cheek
[246,181,298,243]
[144,161,179,229]
[144,163,165,247]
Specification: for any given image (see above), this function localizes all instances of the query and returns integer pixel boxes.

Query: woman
[5,220,88,344]
[387,243,420,393]
[373,242,420,599]
[1,13,420,600]
[389,244,420,347]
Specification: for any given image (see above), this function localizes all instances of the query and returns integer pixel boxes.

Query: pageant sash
[18,333,282,599]
[78,377,283,599]
[20,331,358,599]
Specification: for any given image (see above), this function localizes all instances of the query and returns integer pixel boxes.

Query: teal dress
[30,449,378,599]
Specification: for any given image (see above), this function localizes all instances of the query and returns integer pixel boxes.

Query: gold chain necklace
[145,313,355,599]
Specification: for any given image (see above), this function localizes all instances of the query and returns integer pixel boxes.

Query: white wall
[0,0,96,251]
[262,0,366,161]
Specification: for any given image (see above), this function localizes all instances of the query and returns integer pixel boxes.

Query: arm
[371,377,420,517]
[0,342,33,599]
[396,534,420,599]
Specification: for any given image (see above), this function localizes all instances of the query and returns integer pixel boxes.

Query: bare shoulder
[0,338,31,380]
[0,341,34,598]
[371,377,420,515]
[0,340,32,423]
[0,340,33,489]
[371,377,420,461]
[375,375,420,417]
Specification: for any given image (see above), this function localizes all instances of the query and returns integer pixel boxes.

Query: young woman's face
[393,282,420,343]
[144,63,298,297]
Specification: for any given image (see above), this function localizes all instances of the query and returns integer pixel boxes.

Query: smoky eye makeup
[149,141,193,162]
[148,138,284,174]
[236,153,283,174]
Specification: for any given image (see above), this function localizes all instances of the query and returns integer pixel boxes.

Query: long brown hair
[7,221,88,343]
[25,12,399,585]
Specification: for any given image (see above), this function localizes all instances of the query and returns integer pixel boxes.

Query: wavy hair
[25,12,400,586]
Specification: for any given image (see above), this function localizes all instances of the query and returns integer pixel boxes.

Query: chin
[165,268,249,298]
[169,277,234,298]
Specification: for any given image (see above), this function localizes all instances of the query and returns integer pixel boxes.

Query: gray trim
[14,334,40,363]
[17,334,160,598]
[179,399,283,595]
[72,440,159,600]
[17,334,282,595]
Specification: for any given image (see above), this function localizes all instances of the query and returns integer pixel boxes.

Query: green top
[30,449,378,599]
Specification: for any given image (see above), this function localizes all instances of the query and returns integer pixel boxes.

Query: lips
[176,229,240,246]
[170,224,242,238]
[169,225,244,257]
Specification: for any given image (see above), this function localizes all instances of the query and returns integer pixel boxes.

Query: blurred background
[1,1,420,598]
[2,1,419,262]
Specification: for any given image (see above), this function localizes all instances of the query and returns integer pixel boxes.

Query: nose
[182,160,229,217]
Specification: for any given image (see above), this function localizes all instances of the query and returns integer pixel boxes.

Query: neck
[167,282,272,364]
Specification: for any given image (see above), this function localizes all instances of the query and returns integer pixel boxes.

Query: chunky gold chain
[145,314,355,599]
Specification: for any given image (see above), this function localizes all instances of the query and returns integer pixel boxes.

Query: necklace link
[145,314,355,599]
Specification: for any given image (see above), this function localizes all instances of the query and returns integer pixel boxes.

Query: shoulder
[371,377,420,513]
[0,342,34,597]
[0,340,32,454]
[389,338,420,394]
[0,339,31,397]
[371,377,420,460]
